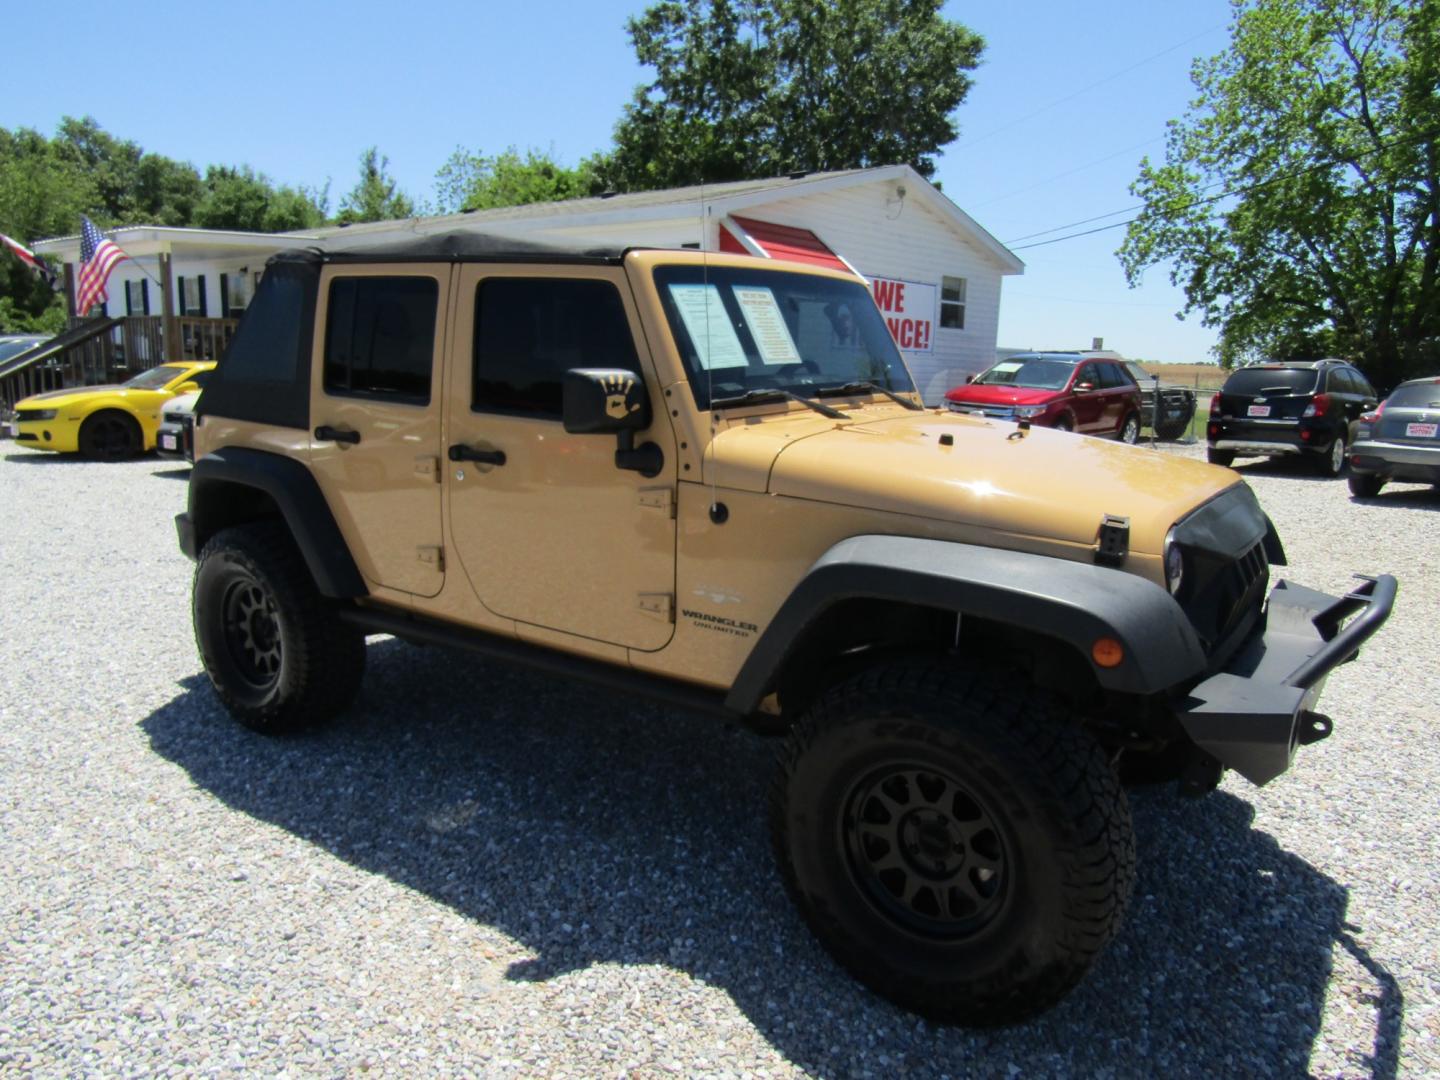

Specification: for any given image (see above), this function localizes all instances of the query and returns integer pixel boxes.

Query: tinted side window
[1347,368,1376,398]
[324,277,438,405]
[1097,363,1128,388]
[473,278,640,416]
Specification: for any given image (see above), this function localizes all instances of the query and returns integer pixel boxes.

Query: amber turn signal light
[1091,637,1124,668]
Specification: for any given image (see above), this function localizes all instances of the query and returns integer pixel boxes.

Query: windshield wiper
[709,388,847,419]
[816,381,923,411]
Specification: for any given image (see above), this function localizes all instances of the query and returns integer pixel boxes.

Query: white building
[33,165,1023,403]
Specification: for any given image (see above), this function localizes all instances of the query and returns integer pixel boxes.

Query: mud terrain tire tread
[769,661,1135,1026]
[193,521,365,733]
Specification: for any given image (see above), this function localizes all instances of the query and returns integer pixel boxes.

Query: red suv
[945,352,1142,441]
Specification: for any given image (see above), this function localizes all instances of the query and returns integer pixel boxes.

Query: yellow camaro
[8,361,215,460]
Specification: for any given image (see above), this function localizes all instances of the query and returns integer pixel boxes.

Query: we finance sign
[869,277,935,354]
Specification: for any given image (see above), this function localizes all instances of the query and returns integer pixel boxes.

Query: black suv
[1206,359,1378,475]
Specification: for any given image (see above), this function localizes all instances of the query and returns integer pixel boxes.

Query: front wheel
[1052,416,1073,433]
[193,522,365,733]
[78,410,140,460]
[1118,412,1141,444]
[770,662,1135,1026]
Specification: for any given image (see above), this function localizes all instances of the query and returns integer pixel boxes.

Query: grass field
[1131,362,1229,391]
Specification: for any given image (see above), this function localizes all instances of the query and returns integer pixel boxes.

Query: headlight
[1014,404,1047,418]
[27,409,58,421]
[1163,528,1184,595]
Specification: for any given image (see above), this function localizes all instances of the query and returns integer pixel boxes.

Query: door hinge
[637,486,675,518]
[414,455,441,483]
[417,545,445,572]
[638,592,674,622]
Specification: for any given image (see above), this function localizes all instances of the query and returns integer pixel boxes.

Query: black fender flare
[177,447,366,598]
[725,535,1207,713]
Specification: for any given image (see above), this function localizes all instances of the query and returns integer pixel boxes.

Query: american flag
[0,231,57,289]
[75,216,129,315]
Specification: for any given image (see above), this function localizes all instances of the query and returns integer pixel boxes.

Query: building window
[178,275,207,316]
[125,279,149,316]
[940,276,966,330]
[221,272,250,318]
[472,278,640,417]
[323,276,437,405]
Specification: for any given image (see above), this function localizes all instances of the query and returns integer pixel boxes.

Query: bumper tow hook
[1298,711,1334,747]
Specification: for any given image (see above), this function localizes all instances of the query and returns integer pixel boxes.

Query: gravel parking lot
[1,439,1436,1078]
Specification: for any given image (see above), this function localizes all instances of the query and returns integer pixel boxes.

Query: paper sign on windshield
[668,285,748,370]
[733,286,801,365]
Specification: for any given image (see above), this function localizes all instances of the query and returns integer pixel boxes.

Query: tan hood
[723,408,1238,555]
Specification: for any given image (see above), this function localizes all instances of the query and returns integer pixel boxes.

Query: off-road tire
[770,661,1135,1026]
[193,521,365,734]
[1318,434,1346,477]
[1206,447,1235,467]
[1348,472,1385,498]
[78,410,141,460]
[1118,412,1141,444]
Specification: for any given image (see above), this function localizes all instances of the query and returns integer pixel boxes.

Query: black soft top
[271,230,630,267]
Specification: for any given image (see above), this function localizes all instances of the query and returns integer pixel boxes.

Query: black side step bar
[340,606,736,720]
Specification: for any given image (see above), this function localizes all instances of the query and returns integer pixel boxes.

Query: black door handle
[448,444,506,466]
[315,425,361,445]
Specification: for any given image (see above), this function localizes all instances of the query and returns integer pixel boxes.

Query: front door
[308,265,448,598]
[1070,362,1106,433]
[445,266,677,651]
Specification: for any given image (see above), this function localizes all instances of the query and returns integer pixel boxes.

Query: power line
[1005,122,1440,252]
[955,24,1226,150]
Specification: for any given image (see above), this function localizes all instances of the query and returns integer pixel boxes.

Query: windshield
[1387,380,1440,408]
[0,339,42,363]
[653,265,914,409]
[1223,368,1317,395]
[123,364,192,390]
[974,356,1077,391]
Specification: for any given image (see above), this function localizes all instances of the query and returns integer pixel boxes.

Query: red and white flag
[0,231,57,289]
[75,216,129,315]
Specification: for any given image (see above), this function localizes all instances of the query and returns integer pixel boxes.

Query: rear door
[307,265,448,598]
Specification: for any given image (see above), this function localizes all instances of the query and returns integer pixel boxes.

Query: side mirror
[1074,382,1094,394]
[174,381,201,395]
[562,368,663,477]
[964,374,976,384]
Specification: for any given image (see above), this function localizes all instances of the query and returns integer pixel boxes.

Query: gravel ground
[0,439,1436,1078]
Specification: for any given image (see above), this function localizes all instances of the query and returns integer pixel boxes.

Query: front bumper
[1177,573,1395,785]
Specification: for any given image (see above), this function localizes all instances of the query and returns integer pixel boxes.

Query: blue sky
[7,0,1234,363]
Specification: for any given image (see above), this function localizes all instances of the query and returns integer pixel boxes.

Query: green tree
[1119,0,1440,385]
[592,0,983,192]
[0,127,89,332]
[432,147,598,214]
[337,147,414,224]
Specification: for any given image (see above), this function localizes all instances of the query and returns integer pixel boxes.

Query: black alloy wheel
[842,763,1009,939]
[221,580,282,690]
[78,411,140,460]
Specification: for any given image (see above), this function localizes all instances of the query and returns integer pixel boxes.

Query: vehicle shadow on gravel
[143,641,1402,1079]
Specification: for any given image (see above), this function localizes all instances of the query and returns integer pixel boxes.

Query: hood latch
[1096,514,1130,567]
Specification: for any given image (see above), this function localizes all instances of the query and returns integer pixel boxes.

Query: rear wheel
[770,661,1135,1026]
[1206,447,1235,467]
[78,410,141,460]
[1348,472,1384,497]
[193,521,365,733]
[1154,418,1189,440]
[1318,434,1346,477]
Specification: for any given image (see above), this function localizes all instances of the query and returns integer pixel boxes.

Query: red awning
[726,215,852,273]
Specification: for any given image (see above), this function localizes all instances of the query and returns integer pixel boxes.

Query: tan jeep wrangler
[179,232,1394,1025]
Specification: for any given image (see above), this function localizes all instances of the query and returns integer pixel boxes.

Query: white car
[155,391,201,461]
